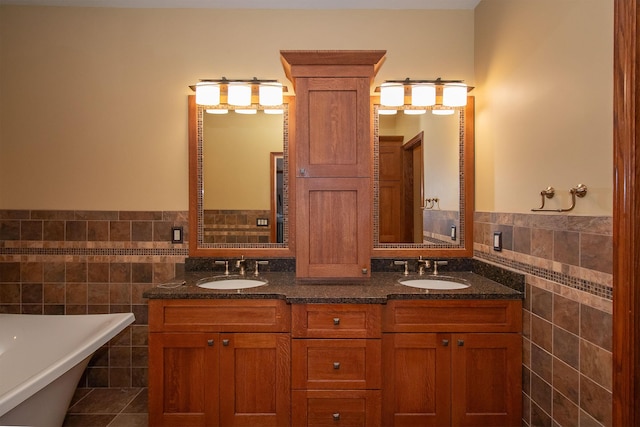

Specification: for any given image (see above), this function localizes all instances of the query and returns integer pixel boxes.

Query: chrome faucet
[417,257,431,275]
[393,260,409,275]
[236,256,246,276]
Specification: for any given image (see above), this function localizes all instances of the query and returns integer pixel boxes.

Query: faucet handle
[393,260,409,275]
[254,260,269,276]
[214,260,230,275]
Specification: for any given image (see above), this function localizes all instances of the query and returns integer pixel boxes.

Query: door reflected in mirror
[374,106,466,248]
[199,105,288,247]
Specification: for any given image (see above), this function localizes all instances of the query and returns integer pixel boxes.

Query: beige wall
[474,0,613,215]
[0,6,474,210]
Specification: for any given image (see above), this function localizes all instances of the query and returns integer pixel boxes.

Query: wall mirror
[372,98,474,257]
[188,96,294,257]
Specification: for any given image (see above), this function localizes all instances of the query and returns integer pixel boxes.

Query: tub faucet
[236,256,246,276]
[432,260,448,276]
[394,260,409,275]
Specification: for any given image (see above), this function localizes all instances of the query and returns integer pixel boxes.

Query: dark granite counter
[143,270,523,303]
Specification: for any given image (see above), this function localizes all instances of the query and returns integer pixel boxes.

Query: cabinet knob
[332,413,340,421]
[207,339,214,346]
[442,339,449,346]
[333,317,340,326]
[333,362,341,370]
[222,339,230,346]
[457,339,465,346]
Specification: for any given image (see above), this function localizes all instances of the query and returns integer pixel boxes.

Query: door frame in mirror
[188,95,296,257]
[371,96,474,258]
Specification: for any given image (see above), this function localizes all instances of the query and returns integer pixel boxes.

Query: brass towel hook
[531,184,587,212]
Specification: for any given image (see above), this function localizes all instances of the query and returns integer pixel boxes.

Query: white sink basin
[197,278,267,290]
[399,278,470,290]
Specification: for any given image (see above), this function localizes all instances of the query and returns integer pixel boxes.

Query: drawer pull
[442,339,449,347]
[333,317,340,326]
[332,413,340,421]
[207,339,214,347]
[457,339,465,346]
[222,339,230,346]
[333,362,341,370]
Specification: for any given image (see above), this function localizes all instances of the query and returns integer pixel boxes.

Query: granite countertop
[143,271,524,303]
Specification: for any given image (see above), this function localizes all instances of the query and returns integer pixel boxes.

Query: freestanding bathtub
[0,312,135,427]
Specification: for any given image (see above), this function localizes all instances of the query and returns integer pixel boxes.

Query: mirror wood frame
[370,96,475,258]
[188,94,473,259]
[188,95,296,257]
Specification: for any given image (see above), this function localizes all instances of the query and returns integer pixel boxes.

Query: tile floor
[63,387,147,427]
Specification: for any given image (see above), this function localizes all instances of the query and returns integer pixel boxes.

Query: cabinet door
[148,333,219,427]
[295,77,371,178]
[450,333,522,427]
[296,177,370,279]
[218,333,291,427]
[382,333,451,427]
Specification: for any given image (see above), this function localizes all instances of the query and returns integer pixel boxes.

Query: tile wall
[202,209,272,243]
[1,207,614,426]
[0,210,189,388]
[474,212,613,427]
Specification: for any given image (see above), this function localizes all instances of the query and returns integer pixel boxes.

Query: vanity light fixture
[227,82,252,106]
[380,82,404,107]
[192,77,284,107]
[379,77,470,113]
[195,82,220,106]
[259,82,284,106]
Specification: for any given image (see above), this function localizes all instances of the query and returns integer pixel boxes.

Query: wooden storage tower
[280,50,386,281]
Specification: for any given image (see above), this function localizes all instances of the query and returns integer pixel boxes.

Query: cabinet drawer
[292,304,381,338]
[383,300,522,333]
[149,299,290,332]
[292,390,381,427]
[292,339,381,389]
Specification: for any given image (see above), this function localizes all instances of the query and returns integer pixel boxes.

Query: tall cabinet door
[296,177,370,278]
[450,333,522,427]
[382,333,451,427]
[295,77,371,178]
[218,333,291,427]
[148,333,219,427]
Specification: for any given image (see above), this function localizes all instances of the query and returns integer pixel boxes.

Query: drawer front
[149,299,290,332]
[292,339,381,389]
[383,299,522,333]
[292,304,382,338]
[292,390,381,427]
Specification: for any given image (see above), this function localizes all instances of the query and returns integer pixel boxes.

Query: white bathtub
[0,313,135,427]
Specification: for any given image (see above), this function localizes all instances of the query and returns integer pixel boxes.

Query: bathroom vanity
[146,270,523,427]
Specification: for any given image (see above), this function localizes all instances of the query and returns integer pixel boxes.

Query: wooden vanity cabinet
[382,300,522,427]
[148,299,291,427]
[291,304,383,427]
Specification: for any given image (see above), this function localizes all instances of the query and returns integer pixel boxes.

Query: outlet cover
[493,231,502,251]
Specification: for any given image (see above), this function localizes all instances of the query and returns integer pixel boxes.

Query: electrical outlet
[256,218,269,227]
[450,225,457,241]
[493,231,502,251]
[171,226,183,244]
